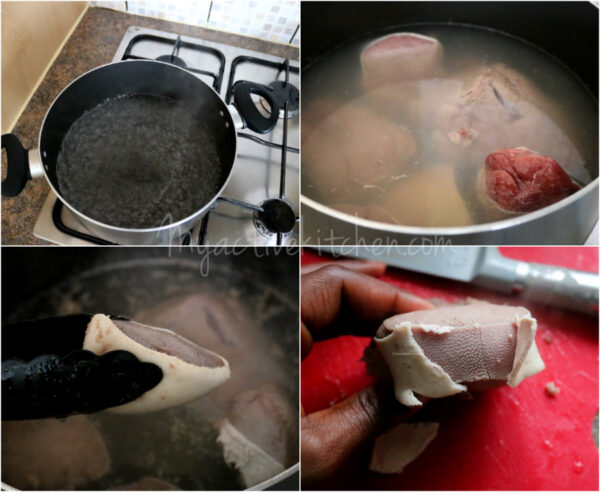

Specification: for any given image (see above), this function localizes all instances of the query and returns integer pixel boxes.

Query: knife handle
[512,262,599,316]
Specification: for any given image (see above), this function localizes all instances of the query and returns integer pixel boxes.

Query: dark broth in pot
[301,24,598,227]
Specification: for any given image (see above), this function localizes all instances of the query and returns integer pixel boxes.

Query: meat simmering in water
[218,384,296,487]
[432,63,584,174]
[302,27,595,226]
[361,33,443,88]
[2,416,110,490]
[483,147,581,212]
[333,165,473,227]
[303,102,416,201]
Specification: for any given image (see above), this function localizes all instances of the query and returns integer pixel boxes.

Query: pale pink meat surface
[379,304,528,387]
[361,33,442,88]
[227,384,296,467]
[485,147,581,212]
[303,102,416,201]
[429,64,584,174]
[412,323,516,385]
[332,165,472,227]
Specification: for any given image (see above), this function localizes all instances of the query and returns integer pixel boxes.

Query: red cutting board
[301,247,599,490]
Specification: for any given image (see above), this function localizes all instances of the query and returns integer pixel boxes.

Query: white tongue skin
[369,422,439,474]
[217,384,295,487]
[83,314,230,414]
[375,304,545,406]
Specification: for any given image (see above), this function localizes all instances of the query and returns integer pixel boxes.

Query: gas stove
[33,26,299,245]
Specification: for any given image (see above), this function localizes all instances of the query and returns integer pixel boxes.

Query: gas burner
[253,198,296,236]
[155,54,187,68]
[260,81,299,118]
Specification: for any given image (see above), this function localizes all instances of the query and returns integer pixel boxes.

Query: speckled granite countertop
[1,7,298,245]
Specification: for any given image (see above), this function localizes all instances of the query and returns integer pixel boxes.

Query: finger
[302,264,434,338]
[301,382,419,488]
[302,260,387,277]
[301,323,314,360]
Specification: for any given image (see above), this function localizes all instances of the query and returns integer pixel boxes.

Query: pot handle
[1,133,31,197]
[232,81,279,134]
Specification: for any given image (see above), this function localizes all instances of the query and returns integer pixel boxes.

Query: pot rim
[37,59,238,236]
[301,177,599,238]
[249,463,299,491]
[0,463,300,491]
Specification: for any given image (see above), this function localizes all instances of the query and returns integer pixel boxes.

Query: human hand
[301,260,433,489]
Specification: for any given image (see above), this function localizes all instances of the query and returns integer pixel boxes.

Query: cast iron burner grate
[122,34,226,92]
[200,56,300,245]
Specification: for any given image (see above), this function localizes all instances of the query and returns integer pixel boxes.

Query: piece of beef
[218,384,296,487]
[303,101,416,202]
[432,64,585,179]
[484,147,581,212]
[2,416,110,490]
[83,314,231,414]
[133,293,290,413]
[333,165,473,227]
[361,33,443,89]
[375,304,545,406]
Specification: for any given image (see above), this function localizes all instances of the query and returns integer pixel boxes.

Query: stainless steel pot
[2,60,280,245]
[300,1,599,245]
[302,182,599,245]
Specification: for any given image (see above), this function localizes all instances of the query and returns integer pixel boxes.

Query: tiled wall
[92,0,300,46]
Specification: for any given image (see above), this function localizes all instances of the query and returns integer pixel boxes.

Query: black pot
[2,60,280,244]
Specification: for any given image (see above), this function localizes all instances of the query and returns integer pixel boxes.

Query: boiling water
[302,24,598,227]
[56,94,223,229]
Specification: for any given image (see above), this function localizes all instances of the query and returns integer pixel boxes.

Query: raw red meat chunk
[484,147,580,212]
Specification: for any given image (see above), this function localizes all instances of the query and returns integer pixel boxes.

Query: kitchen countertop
[1,6,298,245]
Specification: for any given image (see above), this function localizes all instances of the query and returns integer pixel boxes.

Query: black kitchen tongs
[2,314,162,420]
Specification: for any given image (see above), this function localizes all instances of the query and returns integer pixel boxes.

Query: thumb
[301,382,418,489]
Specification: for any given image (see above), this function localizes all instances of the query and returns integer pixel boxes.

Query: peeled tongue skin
[375,304,545,406]
[303,101,416,202]
[218,384,296,487]
[369,422,439,475]
[132,293,291,412]
[361,33,443,89]
[2,415,110,490]
[484,147,581,213]
[83,314,230,414]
